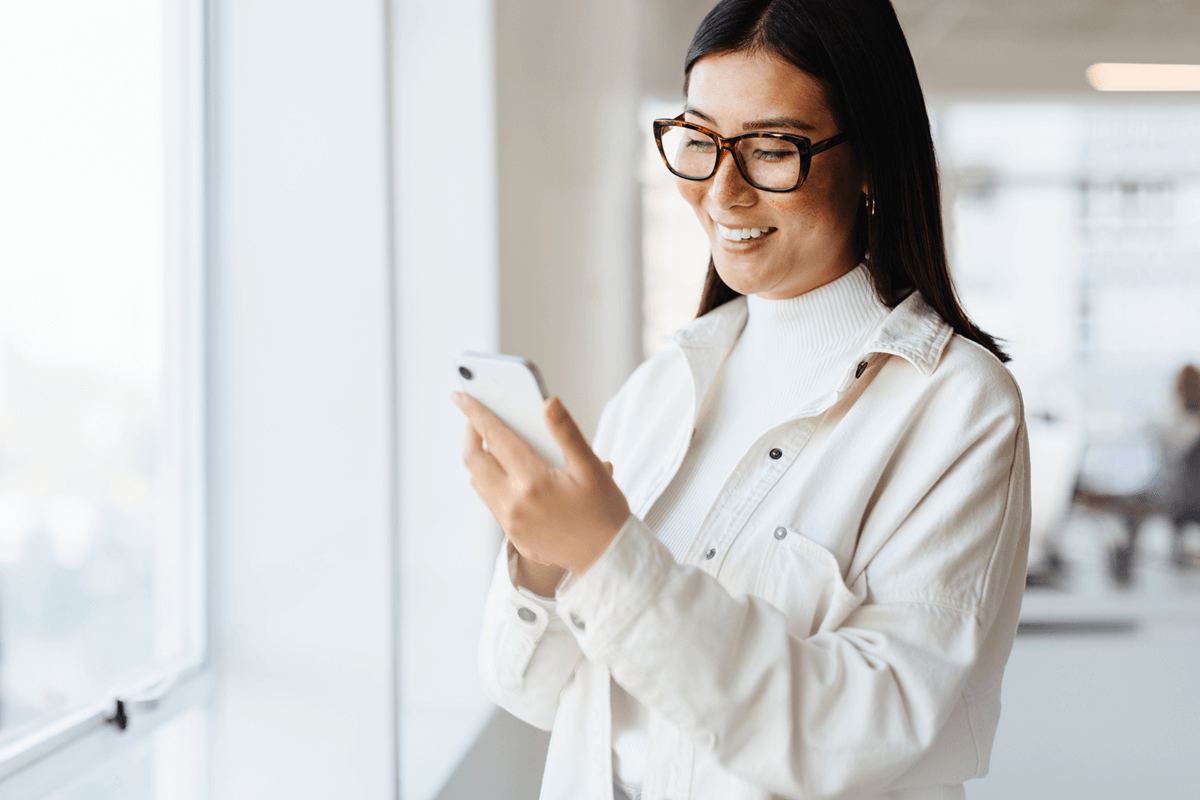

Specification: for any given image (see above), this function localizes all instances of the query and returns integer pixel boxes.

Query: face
[679,50,867,299]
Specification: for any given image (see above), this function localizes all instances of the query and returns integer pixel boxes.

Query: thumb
[544,396,602,474]
[604,461,614,475]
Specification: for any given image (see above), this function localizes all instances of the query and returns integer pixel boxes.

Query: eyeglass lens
[658,126,804,190]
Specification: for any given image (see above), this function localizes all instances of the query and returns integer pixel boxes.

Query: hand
[454,392,630,577]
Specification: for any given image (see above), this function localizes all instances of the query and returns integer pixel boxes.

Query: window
[0,0,207,792]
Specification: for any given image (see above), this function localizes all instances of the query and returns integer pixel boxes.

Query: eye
[750,146,797,162]
[684,134,716,152]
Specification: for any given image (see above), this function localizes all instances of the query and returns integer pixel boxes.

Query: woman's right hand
[509,458,616,597]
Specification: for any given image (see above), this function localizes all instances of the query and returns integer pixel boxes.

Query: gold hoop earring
[867,194,876,217]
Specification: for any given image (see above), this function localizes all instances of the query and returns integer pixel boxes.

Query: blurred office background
[0,0,1196,798]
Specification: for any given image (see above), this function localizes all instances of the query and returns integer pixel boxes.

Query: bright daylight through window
[0,0,204,780]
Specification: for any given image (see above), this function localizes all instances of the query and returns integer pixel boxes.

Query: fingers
[460,419,493,471]
[453,392,546,477]
[461,421,508,499]
[543,396,604,476]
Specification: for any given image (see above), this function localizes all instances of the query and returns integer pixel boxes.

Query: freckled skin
[679,51,869,299]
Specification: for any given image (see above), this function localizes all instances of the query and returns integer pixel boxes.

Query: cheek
[812,153,866,217]
[763,197,807,236]
[778,180,846,234]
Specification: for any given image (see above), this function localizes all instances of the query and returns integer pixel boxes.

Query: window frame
[0,0,212,793]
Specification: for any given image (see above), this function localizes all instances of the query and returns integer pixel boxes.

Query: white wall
[208,0,397,797]
[495,0,644,436]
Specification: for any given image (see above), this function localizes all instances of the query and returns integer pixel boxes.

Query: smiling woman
[465,2,1031,799]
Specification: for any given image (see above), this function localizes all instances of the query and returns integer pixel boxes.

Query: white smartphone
[455,351,565,468]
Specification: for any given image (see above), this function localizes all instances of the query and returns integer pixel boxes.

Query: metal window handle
[105,701,128,732]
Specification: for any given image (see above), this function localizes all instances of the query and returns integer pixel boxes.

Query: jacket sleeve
[477,539,584,730]
[552,386,1031,798]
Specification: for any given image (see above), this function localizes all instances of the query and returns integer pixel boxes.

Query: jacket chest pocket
[754,525,868,639]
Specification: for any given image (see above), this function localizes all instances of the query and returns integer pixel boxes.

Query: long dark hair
[686,0,1009,362]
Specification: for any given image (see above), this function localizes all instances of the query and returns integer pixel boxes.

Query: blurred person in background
[1157,364,1200,565]
[1074,364,1200,577]
[456,1,1031,798]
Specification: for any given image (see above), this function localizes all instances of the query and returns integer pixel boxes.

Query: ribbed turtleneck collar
[741,263,887,360]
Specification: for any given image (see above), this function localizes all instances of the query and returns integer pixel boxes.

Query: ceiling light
[1087,63,1200,91]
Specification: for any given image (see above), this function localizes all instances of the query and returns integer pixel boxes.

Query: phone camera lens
[458,366,473,380]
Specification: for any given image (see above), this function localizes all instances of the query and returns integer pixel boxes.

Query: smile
[717,224,777,241]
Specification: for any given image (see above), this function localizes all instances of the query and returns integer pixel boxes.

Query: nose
[708,147,756,208]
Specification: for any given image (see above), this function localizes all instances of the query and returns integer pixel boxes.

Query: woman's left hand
[454,392,631,576]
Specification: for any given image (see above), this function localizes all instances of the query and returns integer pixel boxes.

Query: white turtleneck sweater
[611,263,889,792]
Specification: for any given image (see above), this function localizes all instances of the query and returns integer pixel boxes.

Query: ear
[861,171,872,198]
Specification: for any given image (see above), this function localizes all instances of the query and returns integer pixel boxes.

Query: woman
[455,1,1030,798]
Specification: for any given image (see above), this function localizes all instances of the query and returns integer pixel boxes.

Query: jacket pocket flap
[757,526,868,638]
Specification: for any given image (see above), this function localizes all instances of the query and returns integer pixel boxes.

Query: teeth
[718,224,773,241]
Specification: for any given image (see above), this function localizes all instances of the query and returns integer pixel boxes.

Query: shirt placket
[679,418,821,572]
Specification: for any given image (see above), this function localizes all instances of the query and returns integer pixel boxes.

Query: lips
[717,223,777,241]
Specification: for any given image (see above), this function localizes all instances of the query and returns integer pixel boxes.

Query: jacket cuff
[487,540,563,689]
[555,515,675,657]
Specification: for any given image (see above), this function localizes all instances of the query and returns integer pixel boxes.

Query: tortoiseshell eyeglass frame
[652,114,852,193]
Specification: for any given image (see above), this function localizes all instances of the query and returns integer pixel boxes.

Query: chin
[712,264,767,297]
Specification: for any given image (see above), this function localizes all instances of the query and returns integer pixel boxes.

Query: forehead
[685,50,834,133]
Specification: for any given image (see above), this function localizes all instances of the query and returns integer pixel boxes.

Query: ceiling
[640,0,1200,96]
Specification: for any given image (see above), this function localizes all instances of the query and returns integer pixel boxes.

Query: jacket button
[569,613,586,631]
[705,548,716,560]
[517,606,536,623]
[774,526,787,540]
[855,360,869,378]
[769,447,783,460]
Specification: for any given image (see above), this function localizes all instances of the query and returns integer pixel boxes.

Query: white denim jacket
[479,291,1031,800]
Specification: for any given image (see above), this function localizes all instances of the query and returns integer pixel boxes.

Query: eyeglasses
[652,115,851,193]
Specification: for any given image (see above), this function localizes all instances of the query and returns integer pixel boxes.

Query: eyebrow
[683,106,817,133]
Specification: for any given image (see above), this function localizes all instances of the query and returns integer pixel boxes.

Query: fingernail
[451,392,464,405]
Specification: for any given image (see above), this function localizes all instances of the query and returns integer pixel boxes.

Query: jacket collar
[863,291,955,378]
[671,290,954,422]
